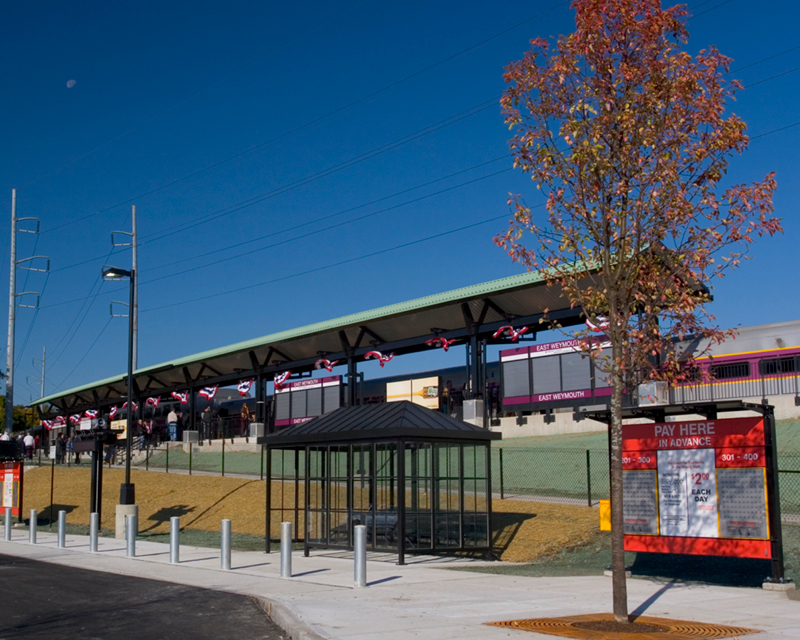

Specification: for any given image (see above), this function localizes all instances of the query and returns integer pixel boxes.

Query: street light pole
[103,264,136,506]
[122,267,135,504]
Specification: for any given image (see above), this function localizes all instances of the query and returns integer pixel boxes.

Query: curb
[254,595,328,640]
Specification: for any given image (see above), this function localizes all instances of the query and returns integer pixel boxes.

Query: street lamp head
[101,265,132,280]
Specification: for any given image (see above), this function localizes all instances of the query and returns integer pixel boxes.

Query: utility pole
[5,189,49,433]
[112,205,138,370]
[5,190,16,435]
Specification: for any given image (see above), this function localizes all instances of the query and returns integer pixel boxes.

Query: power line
[140,212,521,314]
[691,0,736,19]
[140,156,508,275]
[729,45,800,75]
[51,317,113,393]
[137,168,513,287]
[137,98,501,245]
[38,1,568,236]
[744,66,800,89]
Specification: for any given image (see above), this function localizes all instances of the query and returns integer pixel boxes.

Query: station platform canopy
[32,268,594,415]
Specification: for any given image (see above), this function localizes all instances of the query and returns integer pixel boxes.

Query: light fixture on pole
[102,265,136,505]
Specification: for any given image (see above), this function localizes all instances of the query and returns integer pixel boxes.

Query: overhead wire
[39,1,569,236]
[51,317,113,393]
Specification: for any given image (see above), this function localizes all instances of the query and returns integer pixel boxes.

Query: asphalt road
[0,554,286,639]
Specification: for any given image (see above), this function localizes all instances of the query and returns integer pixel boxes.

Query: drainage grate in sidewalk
[486,613,760,639]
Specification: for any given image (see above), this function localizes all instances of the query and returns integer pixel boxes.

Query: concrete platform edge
[253,596,328,640]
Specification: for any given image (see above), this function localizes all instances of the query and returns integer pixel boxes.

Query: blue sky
[1,0,799,402]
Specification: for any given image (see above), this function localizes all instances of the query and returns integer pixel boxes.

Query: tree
[497,0,780,623]
[0,397,37,432]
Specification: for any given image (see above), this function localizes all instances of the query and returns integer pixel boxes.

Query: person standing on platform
[201,406,213,440]
[167,407,178,442]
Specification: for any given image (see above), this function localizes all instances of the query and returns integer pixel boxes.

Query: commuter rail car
[672,320,800,404]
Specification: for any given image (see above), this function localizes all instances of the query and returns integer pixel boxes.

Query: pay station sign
[621,417,771,559]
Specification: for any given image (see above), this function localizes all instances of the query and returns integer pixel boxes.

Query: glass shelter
[259,401,500,564]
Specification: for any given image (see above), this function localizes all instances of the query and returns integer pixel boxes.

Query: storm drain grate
[487,613,760,639]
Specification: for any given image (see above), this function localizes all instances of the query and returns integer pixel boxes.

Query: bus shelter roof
[259,400,501,447]
[33,268,595,414]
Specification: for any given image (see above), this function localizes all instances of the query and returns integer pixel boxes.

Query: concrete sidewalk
[1,528,798,639]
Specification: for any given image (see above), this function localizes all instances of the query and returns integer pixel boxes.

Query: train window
[561,351,591,391]
[532,355,561,395]
[710,361,750,380]
[759,357,798,376]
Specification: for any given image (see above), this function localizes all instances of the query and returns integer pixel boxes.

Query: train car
[673,320,800,403]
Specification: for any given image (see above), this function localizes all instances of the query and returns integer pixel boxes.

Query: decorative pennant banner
[42,420,54,430]
[199,386,218,400]
[84,409,98,419]
[171,391,188,404]
[365,351,395,367]
[109,406,119,419]
[121,401,139,411]
[145,397,161,407]
[425,337,458,352]
[586,315,609,333]
[238,379,254,396]
[273,371,291,391]
[492,325,529,342]
[69,414,82,425]
[314,358,340,373]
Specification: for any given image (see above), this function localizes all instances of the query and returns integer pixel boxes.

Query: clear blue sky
[1,0,799,402]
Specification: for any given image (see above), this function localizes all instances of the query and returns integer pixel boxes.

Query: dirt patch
[21,466,598,562]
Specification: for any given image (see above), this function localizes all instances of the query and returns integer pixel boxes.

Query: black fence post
[166,445,169,473]
[146,446,149,472]
[499,448,505,500]
[260,447,264,481]
[222,438,225,477]
[189,442,193,476]
[586,449,592,507]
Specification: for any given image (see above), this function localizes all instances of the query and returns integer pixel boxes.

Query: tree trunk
[609,358,628,623]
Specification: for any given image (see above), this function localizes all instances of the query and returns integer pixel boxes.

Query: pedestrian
[0,432,9,442]
[240,403,251,437]
[201,406,213,440]
[23,432,35,460]
[57,433,67,464]
[167,407,178,442]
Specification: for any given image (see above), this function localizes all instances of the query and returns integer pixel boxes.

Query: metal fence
[25,443,800,521]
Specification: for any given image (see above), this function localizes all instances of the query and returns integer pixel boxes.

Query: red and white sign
[622,417,771,559]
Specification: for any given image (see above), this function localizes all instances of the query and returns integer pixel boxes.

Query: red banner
[623,417,764,451]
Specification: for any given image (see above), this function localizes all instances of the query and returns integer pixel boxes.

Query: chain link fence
[25,442,800,521]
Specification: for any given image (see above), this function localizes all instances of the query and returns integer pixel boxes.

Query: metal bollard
[57,510,66,548]
[354,524,367,588]
[4,507,11,541]
[89,513,99,553]
[170,516,180,564]
[126,514,137,557]
[280,522,292,578]
[221,519,231,570]
[29,510,37,544]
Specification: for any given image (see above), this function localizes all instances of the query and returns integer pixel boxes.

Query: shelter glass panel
[532,355,561,395]
[405,442,433,551]
[373,444,399,550]
[435,443,461,548]
[306,447,327,545]
[462,444,489,548]
[352,444,373,531]
[327,446,350,546]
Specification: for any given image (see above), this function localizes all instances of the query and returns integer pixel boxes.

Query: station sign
[274,376,342,427]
